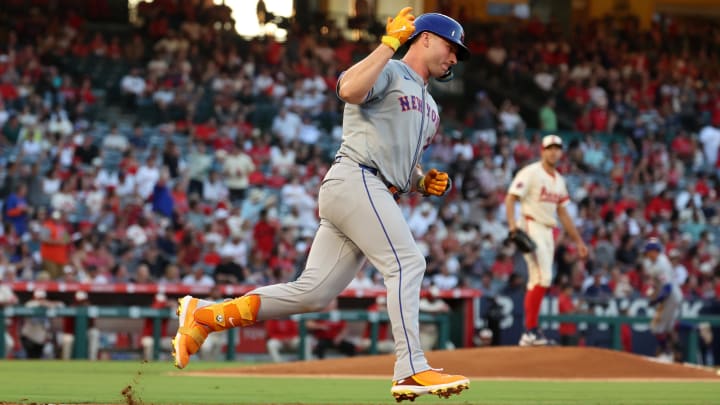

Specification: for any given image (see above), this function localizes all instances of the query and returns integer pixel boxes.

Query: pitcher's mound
[203,347,720,380]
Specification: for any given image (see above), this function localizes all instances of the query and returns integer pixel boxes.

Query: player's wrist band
[381,35,400,51]
[416,176,427,195]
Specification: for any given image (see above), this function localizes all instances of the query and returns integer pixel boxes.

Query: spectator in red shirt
[512,137,534,166]
[305,300,356,359]
[253,209,277,259]
[490,252,513,283]
[248,135,272,168]
[645,189,673,222]
[694,173,711,197]
[557,284,579,346]
[306,318,356,359]
[671,130,694,163]
[201,242,222,268]
[60,291,100,360]
[265,318,307,362]
[66,10,84,30]
[39,210,71,280]
[177,230,202,268]
[141,293,173,361]
[565,79,590,106]
[171,181,189,215]
[192,119,218,143]
[574,110,593,133]
[0,77,18,101]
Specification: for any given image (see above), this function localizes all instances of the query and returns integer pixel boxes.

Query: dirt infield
[197,347,720,381]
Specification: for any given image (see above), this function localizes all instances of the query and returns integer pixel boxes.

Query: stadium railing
[0,305,171,359]
[292,310,450,360]
[3,307,717,363]
[0,306,450,361]
[539,313,720,364]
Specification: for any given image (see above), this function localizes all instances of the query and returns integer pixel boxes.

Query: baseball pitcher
[505,134,588,346]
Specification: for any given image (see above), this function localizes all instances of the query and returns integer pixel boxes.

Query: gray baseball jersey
[643,254,678,290]
[336,59,440,192]
[249,58,441,381]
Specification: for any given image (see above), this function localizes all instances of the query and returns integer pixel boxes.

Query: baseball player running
[172,8,470,401]
[505,134,588,346]
[642,238,682,362]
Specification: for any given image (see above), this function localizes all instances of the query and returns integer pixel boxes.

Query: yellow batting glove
[418,169,452,197]
[382,7,415,51]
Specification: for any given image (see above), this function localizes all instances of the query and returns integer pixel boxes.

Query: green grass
[0,361,718,404]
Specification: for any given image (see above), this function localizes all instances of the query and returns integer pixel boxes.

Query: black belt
[358,163,379,176]
[334,156,400,201]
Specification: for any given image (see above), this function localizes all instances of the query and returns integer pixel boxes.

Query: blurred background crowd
[0,0,717,321]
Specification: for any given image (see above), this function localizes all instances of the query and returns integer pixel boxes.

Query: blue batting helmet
[407,13,470,61]
[644,238,663,253]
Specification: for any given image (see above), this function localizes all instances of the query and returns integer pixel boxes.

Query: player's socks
[523,289,535,330]
[655,333,668,352]
[195,295,261,331]
[524,286,547,330]
[530,287,541,329]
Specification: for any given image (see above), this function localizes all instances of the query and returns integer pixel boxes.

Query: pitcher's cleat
[519,330,549,347]
[391,369,469,402]
[172,295,213,369]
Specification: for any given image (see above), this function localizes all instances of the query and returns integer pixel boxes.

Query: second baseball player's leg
[651,291,681,362]
[520,220,553,346]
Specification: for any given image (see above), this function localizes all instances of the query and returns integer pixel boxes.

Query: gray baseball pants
[249,158,430,380]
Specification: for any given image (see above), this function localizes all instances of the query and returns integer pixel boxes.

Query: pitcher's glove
[508,229,536,253]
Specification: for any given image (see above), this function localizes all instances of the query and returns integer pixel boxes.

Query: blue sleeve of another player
[6,194,17,208]
[4,194,17,219]
[650,284,672,306]
[335,65,393,104]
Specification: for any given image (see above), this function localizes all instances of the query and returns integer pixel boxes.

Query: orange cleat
[172,294,261,369]
[391,369,469,402]
[172,296,213,369]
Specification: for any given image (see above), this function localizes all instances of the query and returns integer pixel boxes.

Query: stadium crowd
[0,1,718,319]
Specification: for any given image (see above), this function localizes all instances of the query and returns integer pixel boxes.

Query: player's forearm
[505,195,518,231]
[558,209,582,243]
[337,44,395,104]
